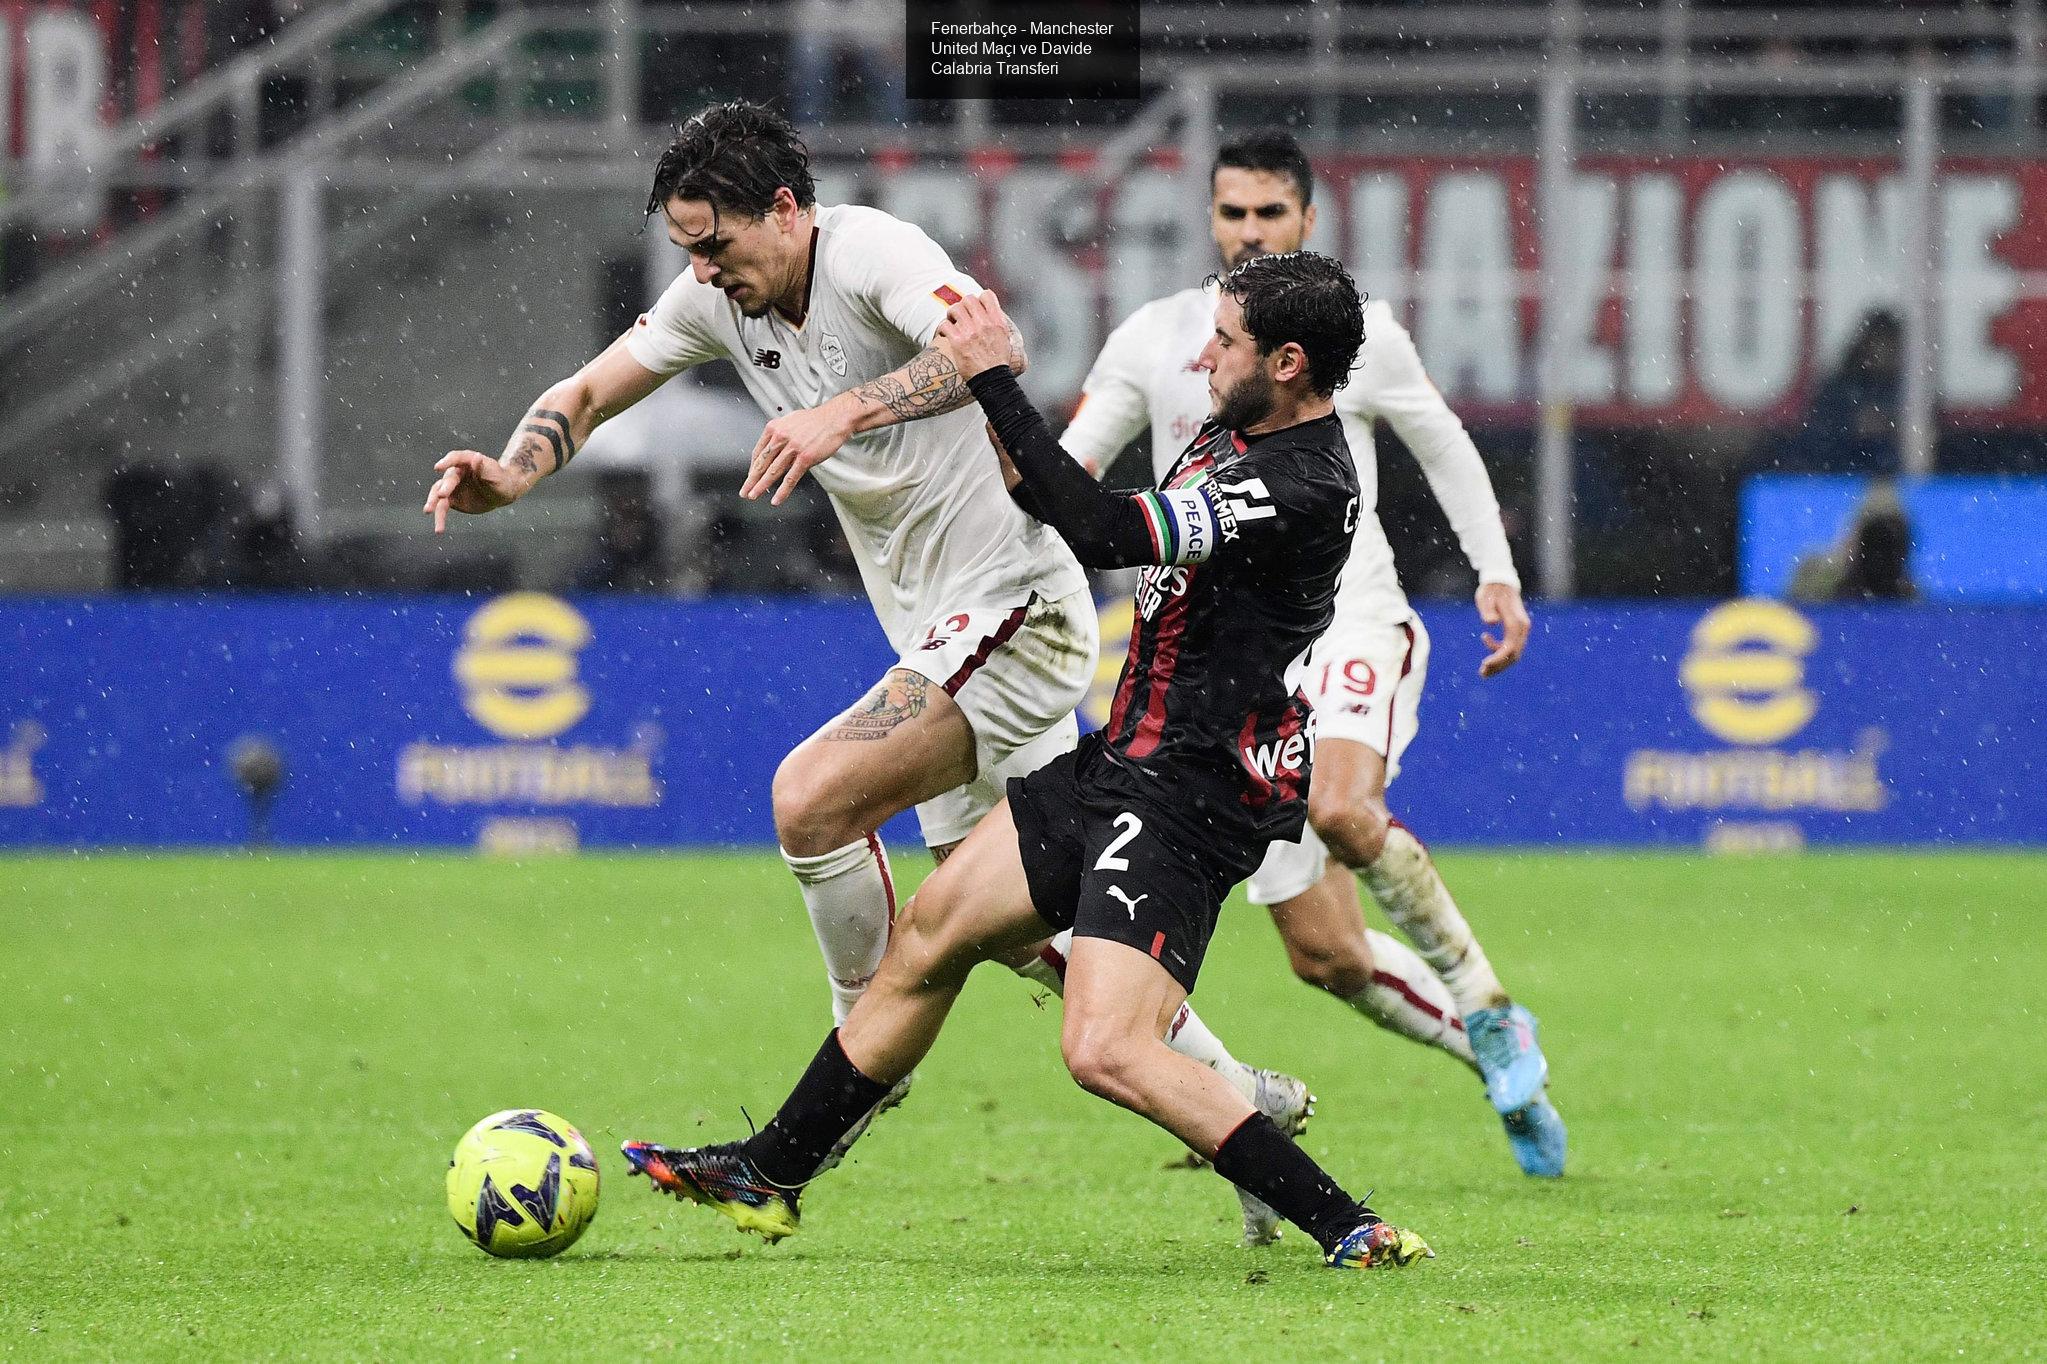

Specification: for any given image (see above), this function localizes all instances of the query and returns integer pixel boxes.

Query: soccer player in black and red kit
[624,252,1433,1270]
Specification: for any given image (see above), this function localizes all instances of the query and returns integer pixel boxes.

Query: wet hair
[1209,251,1364,398]
[645,101,816,222]
[1212,129,1314,208]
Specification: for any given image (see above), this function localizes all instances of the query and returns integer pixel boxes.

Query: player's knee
[771,751,856,856]
[888,892,973,987]
[1308,789,1392,868]
[1059,1018,1147,1109]
[1283,930,1374,999]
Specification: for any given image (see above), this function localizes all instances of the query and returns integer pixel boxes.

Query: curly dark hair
[1209,251,1364,398]
[645,101,816,221]
[1213,128,1314,207]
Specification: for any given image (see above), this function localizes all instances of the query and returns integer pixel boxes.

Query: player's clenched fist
[422,450,533,534]
[936,291,1015,381]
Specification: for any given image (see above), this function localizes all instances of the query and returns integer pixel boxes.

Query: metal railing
[0,17,537,479]
[0,0,425,238]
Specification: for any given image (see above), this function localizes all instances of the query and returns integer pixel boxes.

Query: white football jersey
[626,203,1087,649]
[1061,283,1520,621]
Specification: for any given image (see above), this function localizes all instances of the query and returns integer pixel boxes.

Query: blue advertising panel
[1,595,2041,849]
[1741,475,2047,603]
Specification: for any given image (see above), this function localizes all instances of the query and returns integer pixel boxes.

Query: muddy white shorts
[902,590,1099,848]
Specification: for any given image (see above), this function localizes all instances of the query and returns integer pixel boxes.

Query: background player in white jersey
[420,102,1309,1201]
[1062,129,1567,1177]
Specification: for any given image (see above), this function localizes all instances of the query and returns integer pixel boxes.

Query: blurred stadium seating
[2,0,2043,600]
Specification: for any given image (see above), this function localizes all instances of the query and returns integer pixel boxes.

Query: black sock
[1210,1113,1376,1254]
[742,1030,892,1188]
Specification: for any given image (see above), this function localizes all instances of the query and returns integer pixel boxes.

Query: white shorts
[1245,612,1430,907]
[902,589,1099,848]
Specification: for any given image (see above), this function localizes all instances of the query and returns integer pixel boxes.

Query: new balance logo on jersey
[1211,477,1279,542]
[1106,885,1149,919]
[752,348,782,369]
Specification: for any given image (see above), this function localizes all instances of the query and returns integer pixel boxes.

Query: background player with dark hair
[620,255,1434,1271]
[1062,127,1567,1180]
[420,100,1306,1190]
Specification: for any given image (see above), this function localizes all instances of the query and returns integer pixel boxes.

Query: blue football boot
[1500,1093,1568,1178]
[1464,1002,1549,1115]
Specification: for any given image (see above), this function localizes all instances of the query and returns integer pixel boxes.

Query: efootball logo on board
[453,593,594,741]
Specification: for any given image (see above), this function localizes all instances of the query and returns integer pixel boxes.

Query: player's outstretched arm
[1356,317,1528,675]
[739,319,1027,506]
[942,294,1189,571]
[424,337,667,533]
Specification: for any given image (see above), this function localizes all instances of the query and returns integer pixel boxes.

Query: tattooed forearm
[502,407,577,477]
[852,347,973,425]
[523,408,577,470]
[824,669,930,741]
[502,431,549,478]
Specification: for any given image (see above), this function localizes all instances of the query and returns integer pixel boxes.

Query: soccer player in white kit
[1061,130,1567,1177]
[421,103,1312,1207]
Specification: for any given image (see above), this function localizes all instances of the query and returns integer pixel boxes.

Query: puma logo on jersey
[1106,885,1149,919]
[752,348,782,369]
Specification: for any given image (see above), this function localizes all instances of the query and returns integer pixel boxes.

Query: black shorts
[1006,736,1268,992]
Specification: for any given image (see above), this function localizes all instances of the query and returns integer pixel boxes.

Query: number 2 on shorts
[1094,811,1144,872]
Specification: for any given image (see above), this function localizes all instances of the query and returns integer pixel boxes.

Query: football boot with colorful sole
[621,1139,802,1243]
[1325,1219,1435,1270]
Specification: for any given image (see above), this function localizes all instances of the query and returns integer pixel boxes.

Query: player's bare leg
[837,802,1052,1079]
[1268,863,1477,1070]
[1006,931,1314,1243]
[1009,935,1309,1132]
[1304,741,1507,1013]
[628,801,1426,1264]
[1303,736,1565,1175]
[773,666,976,1025]
[1052,938,1423,1266]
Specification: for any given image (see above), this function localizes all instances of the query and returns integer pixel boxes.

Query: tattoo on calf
[854,347,971,423]
[824,670,930,742]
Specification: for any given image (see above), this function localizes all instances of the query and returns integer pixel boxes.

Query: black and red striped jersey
[1097,412,1360,841]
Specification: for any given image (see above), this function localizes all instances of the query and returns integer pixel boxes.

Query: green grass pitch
[3,851,2043,1360]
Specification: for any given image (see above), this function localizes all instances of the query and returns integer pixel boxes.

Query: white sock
[1346,929,1478,1073]
[1009,931,1259,1104]
[782,835,896,1026]
[1166,1002,1260,1105]
[1362,823,1508,1016]
[1012,948,1064,994]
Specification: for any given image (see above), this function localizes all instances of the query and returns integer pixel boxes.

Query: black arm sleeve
[967,366,1163,569]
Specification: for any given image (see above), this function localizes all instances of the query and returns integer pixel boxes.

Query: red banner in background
[855,152,2044,428]
[1321,155,2039,428]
